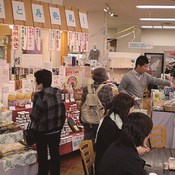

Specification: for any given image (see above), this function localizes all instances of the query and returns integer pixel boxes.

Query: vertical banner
[49,7,61,25]
[48,29,55,51]
[79,12,88,29]
[32,4,45,23]
[35,27,41,51]
[27,26,35,50]
[79,32,84,52]
[0,0,5,19]
[68,31,74,52]
[55,30,61,51]
[12,1,26,21]
[85,33,89,52]
[65,10,76,27]
[12,25,20,50]
[21,26,27,50]
[73,32,79,52]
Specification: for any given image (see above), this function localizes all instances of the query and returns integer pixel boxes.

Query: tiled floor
[60,150,84,175]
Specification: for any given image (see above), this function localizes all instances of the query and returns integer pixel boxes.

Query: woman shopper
[95,93,134,175]
[99,112,153,175]
[30,69,65,175]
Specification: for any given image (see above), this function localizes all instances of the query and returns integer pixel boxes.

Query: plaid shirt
[81,82,114,111]
[30,87,65,133]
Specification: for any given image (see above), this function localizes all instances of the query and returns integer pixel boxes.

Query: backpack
[81,84,106,124]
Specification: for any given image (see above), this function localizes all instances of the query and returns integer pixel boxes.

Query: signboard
[32,4,45,23]
[128,42,153,49]
[65,10,76,27]
[72,134,84,151]
[49,7,61,25]
[79,12,88,29]
[0,0,5,19]
[12,1,26,21]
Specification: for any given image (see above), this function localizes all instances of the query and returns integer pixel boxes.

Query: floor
[60,150,84,175]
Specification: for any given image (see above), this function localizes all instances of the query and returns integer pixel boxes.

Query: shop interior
[1,0,175,175]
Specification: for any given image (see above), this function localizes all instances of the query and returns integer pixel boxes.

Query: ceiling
[63,0,175,28]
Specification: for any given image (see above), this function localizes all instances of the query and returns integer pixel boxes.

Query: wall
[87,11,108,64]
[108,26,175,54]
[36,0,63,5]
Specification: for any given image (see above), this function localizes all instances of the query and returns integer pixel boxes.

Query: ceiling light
[110,13,114,17]
[136,5,175,9]
[140,18,175,21]
[104,8,108,12]
[141,25,175,29]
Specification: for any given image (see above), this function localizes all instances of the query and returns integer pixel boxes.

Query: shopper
[99,112,153,175]
[80,67,116,143]
[30,69,65,175]
[118,55,175,108]
[95,93,134,175]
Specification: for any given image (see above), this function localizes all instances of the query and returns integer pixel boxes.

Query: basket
[163,105,175,112]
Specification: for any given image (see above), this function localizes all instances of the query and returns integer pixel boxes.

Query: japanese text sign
[12,1,26,21]
[79,12,88,29]
[65,10,76,27]
[49,7,61,25]
[32,4,45,23]
[0,0,5,19]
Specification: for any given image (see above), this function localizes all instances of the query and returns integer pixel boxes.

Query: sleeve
[118,75,130,95]
[147,73,171,86]
[30,94,43,122]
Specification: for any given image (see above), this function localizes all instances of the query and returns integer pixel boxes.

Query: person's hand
[136,146,150,155]
[170,82,175,90]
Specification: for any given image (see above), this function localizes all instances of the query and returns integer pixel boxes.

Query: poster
[12,25,20,50]
[72,134,84,151]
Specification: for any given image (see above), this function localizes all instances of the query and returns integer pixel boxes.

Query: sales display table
[142,148,175,175]
[152,111,175,148]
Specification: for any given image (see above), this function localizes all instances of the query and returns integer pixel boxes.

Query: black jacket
[99,141,145,175]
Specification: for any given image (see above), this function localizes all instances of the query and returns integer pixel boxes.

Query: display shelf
[11,102,83,156]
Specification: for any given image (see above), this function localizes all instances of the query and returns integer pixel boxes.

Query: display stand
[11,101,84,155]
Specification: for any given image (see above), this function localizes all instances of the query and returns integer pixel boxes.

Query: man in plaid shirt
[80,67,115,143]
[30,69,65,175]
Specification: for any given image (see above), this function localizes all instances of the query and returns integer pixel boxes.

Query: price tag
[9,106,16,111]
[25,104,31,108]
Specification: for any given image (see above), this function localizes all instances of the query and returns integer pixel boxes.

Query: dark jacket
[95,114,121,175]
[99,141,145,175]
[30,87,65,133]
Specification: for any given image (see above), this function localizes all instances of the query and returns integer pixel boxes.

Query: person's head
[92,67,109,83]
[135,55,149,74]
[108,93,134,122]
[34,69,52,89]
[120,112,153,147]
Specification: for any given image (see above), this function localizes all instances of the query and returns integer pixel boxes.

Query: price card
[9,106,16,111]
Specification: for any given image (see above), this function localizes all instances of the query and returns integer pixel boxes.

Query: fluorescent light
[136,5,175,9]
[163,26,175,29]
[141,26,153,29]
[141,25,175,29]
[140,18,175,21]
[104,8,107,12]
[153,26,162,29]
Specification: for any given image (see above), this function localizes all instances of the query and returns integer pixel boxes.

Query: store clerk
[118,55,175,108]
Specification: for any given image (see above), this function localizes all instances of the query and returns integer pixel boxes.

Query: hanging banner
[21,26,27,50]
[65,10,76,27]
[49,7,61,25]
[55,30,61,51]
[79,12,88,29]
[12,25,20,50]
[79,32,84,52]
[35,27,41,51]
[85,33,89,52]
[27,26,35,50]
[0,0,5,19]
[12,1,26,21]
[32,4,45,23]
[68,31,74,52]
[48,29,55,51]
[73,32,79,52]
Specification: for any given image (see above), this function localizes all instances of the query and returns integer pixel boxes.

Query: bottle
[69,85,74,100]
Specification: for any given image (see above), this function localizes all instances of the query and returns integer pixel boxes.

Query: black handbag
[23,122,38,146]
